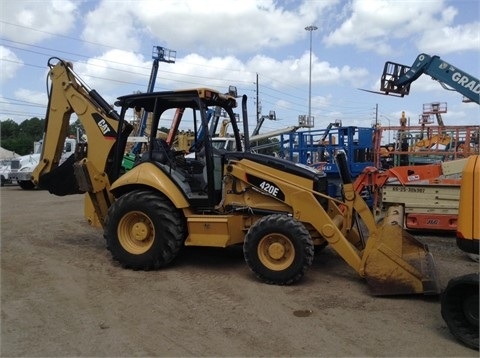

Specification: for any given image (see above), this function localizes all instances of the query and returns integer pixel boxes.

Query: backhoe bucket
[38,154,84,196]
[361,206,439,296]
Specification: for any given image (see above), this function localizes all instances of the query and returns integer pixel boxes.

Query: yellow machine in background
[455,155,480,252]
[32,58,439,296]
[441,155,479,350]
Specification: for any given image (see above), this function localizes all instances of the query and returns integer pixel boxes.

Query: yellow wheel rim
[257,234,295,271]
[118,211,155,254]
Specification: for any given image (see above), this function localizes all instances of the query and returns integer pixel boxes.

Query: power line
[0,20,123,51]
[1,97,45,106]
[0,21,266,76]
[1,27,303,111]
[0,100,46,108]
[1,20,376,124]
[0,110,45,117]
[2,38,256,85]
[1,40,257,93]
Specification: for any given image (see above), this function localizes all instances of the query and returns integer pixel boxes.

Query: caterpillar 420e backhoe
[32,58,439,296]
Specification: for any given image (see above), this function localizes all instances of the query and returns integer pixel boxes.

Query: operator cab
[115,89,241,209]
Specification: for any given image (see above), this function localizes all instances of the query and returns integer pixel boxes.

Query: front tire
[104,190,186,270]
[441,273,479,350]
[244,214,314,285]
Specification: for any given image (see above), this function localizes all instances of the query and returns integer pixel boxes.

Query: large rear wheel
[104,190,186,270]
[244,214,314,285]
[441,273,479,350]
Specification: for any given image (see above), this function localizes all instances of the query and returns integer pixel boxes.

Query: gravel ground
[1,185,478,357]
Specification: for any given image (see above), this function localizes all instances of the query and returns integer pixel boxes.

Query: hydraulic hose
[335,150,352,184]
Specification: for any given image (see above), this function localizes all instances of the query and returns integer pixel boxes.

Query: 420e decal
[246,174,285,201]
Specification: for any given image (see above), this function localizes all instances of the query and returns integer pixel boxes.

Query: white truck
[9,137,76,190]
[1,159,15,186]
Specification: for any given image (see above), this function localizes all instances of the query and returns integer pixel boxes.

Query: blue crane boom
[380,53,480,104]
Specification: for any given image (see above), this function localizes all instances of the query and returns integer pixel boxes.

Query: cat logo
[92,113,116,138]
[97,119,110,135]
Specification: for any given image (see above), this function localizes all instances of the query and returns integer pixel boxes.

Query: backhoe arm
[32,58,132,225]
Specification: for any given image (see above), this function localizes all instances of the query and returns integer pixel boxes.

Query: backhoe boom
[32,58,132,225]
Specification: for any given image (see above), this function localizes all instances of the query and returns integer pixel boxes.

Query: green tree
[19,117,44,141]
[2,137,33,155]
[0,117,45,155]
[0,119,19,138]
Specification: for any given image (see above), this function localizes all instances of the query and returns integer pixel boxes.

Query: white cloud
[0,0,78,43]
[174,54,248,89]
[418,22,480,54]
[80,0,338,55]
[71,49,253,95]
[14,88,47,107]
[273,99,292,111]
[0,89,46,122]
[312,94,333,110]
[73,50,152,91]
[0,46,24,82]
[247,53,368,88]
[80,1,145,52]
[322,0,463,55]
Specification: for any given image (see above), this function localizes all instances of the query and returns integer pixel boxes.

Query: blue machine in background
[279,125,375,197]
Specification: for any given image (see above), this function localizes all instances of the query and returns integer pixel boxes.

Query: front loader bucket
[361,206,440,296]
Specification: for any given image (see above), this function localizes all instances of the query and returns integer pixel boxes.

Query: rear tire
[244,214,314,285]
[104,190,186,270]
[441,273,479,350]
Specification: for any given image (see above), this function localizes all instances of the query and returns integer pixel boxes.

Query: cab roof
[115,88,237,112]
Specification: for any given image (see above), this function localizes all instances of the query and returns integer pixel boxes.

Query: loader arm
[227,150,438,295]
[32,58,132,225]
[226,154,371,272]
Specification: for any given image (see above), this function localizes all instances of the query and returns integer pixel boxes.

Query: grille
[10,160,20,169]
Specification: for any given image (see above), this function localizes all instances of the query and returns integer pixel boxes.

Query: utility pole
[305,25,318,126]
[256,73,260,123]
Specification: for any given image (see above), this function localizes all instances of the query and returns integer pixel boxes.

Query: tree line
[1,118,46,155]
[0,118,79,156]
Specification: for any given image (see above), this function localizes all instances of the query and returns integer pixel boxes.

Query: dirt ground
[1,185,478,357]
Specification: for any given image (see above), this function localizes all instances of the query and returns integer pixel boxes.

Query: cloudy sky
[1,0,479,137]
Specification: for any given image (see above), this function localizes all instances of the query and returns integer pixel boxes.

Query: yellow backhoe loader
[32,58,439,296]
